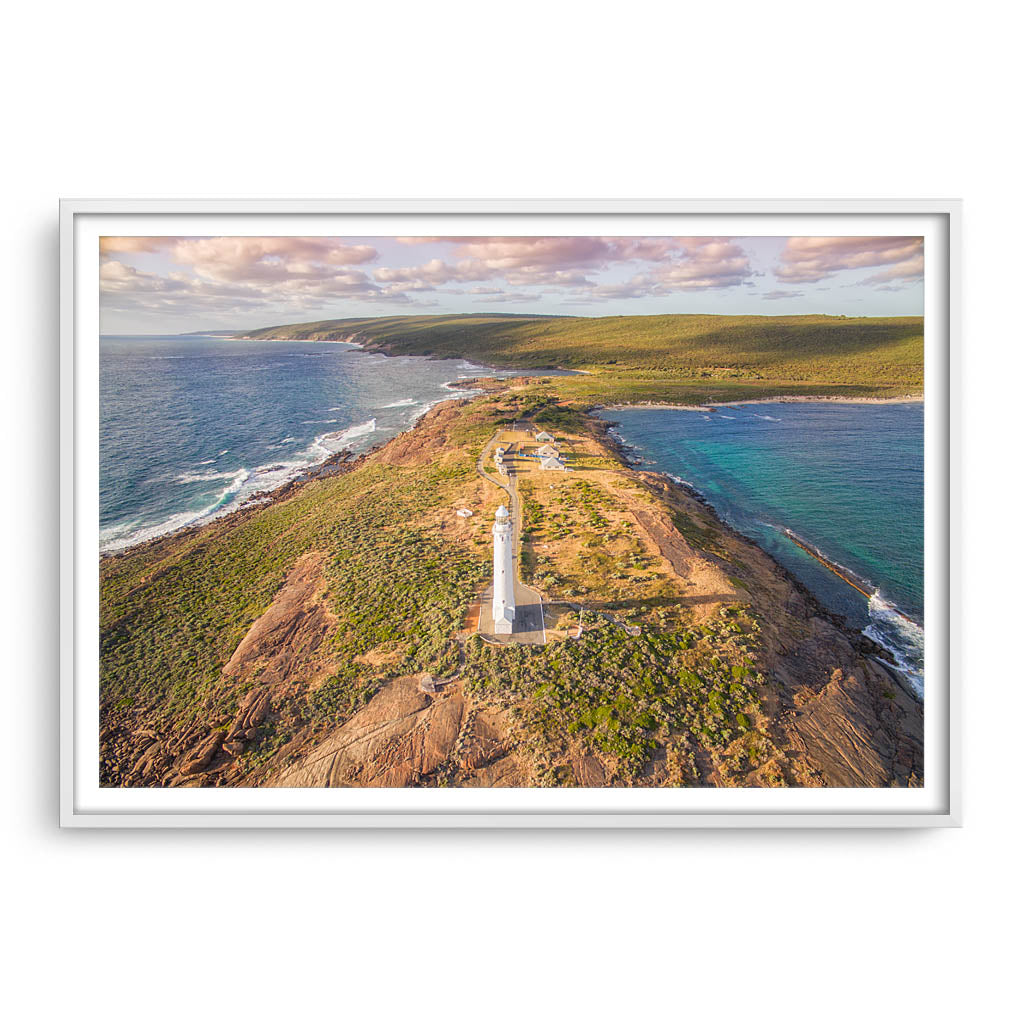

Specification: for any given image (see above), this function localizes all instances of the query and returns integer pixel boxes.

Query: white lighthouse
[491,503,516,634]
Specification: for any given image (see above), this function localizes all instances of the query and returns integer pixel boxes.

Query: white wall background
[3,2,1019,1020]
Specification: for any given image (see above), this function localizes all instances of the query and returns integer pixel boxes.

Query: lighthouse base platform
[476,582,546,645]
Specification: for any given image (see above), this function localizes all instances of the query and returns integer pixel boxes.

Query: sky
[98,234,925,334]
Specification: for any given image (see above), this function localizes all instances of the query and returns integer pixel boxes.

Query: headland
[100,342,924,788]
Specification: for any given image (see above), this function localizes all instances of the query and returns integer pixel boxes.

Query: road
[475,428,546,644]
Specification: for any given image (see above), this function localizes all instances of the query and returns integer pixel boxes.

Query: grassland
[238,312,924,403]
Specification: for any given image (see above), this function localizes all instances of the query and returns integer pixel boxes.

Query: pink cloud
[100,237,178,255]
[391,236,686,274]
[586,241,753,298]
[100,234,763,325]
[100,260,188,293]
[651,240,752,290]
[170,237,378,283]
[775,236,923,284]
[859,252,925,285]
[374,258,489,286]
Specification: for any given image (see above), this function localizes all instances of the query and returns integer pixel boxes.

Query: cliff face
[99,385,922,790]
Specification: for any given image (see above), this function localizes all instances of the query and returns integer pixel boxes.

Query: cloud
[858,252,925,286]
[373,258,490,286]
[100,233,761,327]
[389,236,689,279]
[100,237,178,255]
[471,291,541,304]
[582,241,754,299]
[99,257,411,322]
[99,237,417,324]
[648,240,753,290]
[775,236,923,284]
[762,289,804,300]
[169,237,378,283]
[588,275,660,300]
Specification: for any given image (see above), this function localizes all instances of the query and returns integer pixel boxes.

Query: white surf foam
[864,592,924,699]
[175,469,242,484]
[313,418,378,455]
[377,398,418,408]
[102,468,250,552]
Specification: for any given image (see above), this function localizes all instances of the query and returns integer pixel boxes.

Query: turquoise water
[596,402,924,696]
[100,335,543,553]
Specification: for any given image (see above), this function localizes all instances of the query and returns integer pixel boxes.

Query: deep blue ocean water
[596,403,924,696]
[100,335,535,553]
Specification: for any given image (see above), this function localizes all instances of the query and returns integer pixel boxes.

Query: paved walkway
[475,427,546,645]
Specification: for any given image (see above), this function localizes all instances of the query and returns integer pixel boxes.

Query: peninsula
[99,313,924,789]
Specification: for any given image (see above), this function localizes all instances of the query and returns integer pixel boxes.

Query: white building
[539,455,567,471]
[534,430,554,442]
[536,443,559,459]
[491,504,516,634]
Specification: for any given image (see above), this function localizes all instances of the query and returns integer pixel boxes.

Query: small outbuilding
[456,508,473,518]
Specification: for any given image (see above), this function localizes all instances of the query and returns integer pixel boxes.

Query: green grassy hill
[240,312,922,387]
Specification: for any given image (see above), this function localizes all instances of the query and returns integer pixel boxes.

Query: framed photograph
[60,199,959,827]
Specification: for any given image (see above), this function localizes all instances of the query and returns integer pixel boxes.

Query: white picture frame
[60,198,960,828]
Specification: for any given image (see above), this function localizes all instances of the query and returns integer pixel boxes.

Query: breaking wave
[101,469,250,552]
[313,418,377,456]
[103,420,378,554]
[865,592,925,699]
[174,470,242,484]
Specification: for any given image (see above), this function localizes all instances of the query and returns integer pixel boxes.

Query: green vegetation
[102,310,916,786]
[462,610,764,782]
[100,437,489,727]
[238,312,924,402]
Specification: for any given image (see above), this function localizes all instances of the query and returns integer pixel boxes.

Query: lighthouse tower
[491,504,516,634]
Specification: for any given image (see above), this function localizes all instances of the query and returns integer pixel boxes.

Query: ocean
[596,402,925,697]
[99,334,534,553]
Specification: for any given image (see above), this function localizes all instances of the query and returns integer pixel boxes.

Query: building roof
[535,430,554,441]
[540,455,566,470]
